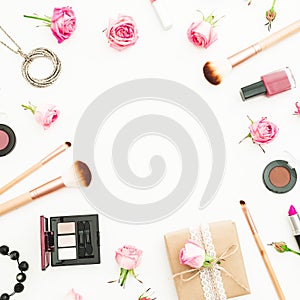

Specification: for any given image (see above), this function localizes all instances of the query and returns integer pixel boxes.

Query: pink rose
[64,289,82,300]
[106,14,138,51]
[21,102,60,130]
[51,7,76,43]
[34,104,60,130]
[179,239,205,269]
[115,245,142,270]
[249,117,279,145]
[294,102,300,115]
[187,20,218,49]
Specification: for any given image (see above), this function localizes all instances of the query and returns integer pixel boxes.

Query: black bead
[14,283,24,293]
[0,245,9,255]
[9,251,19,260]
[19,261,29,272]
[0,293,10,300]
[16,272,26,282]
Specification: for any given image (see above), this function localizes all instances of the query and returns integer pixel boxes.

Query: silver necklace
[0,25,61,88]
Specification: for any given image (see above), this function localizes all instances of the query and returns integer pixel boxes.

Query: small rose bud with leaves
[268,242,300,256]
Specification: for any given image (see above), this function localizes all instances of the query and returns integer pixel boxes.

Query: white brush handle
[229,19,300,67]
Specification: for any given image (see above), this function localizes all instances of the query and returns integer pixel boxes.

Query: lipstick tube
[150,0,173,30]
[288,205,300,249]
[240,67,296,101]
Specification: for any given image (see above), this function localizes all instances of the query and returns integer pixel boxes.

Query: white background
[1,0,300,299]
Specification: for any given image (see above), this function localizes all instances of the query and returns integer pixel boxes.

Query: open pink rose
[179,239,205,269]
[115,245,142,270]
[249,117,278,145]
[239,116,279,152]
[64,289,82,300]
[22,102,60,130]
[294,102,300,115]
[187,20,218,48]
[51,7,76,43]
[106,14,138,51]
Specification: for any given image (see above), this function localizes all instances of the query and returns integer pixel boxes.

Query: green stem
[120,268,129,287]
[23,15,51,24]
[270,0,277,11]
[21,103,36,114]
[289,249,300,256]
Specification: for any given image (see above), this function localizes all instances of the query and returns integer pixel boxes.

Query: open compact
[0,124,16,157]
[262,160,297,194]
[40,214,100,270]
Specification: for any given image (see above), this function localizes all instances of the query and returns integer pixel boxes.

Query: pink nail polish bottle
[240,67,296,101]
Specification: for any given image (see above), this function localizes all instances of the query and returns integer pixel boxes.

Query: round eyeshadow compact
[0,124,16,157]
[262,160,297,193]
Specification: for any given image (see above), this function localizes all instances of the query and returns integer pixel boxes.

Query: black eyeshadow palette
[40,214,100,270]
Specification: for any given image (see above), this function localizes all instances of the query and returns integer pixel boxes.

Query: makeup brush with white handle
[203,19,300,85]
[0,160,92,216]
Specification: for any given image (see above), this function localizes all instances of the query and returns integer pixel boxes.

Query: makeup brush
[240,200,286,300]
[0,160,91,216]
[0,141,71,195]
[203,19,300,85]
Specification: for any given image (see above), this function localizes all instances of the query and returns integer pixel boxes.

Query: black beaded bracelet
[0,245,29,300]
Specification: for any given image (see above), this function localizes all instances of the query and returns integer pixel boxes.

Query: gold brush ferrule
[228,43,262,67]
[40,143,71,165]
[29,177,65,200]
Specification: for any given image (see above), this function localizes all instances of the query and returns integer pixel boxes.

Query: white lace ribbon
[190,224,227,300]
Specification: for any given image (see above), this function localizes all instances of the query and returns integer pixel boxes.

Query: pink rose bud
[64,289,82,300]
[179,239,205,269]
[187,20,218,49]
[105,14,139,51]
[51,7,77,43]
[249,117,279,145]
[115,244,143,270]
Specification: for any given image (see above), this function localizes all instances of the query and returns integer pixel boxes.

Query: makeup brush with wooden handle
[203,19,300,85]
[0,141,71,195]
[0,160,91,216]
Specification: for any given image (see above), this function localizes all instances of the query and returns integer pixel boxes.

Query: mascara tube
[288,205,300,249]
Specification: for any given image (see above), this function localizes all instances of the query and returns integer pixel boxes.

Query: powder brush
[0,160,92,216]
[203,19,300,85]
[0,141,71,195]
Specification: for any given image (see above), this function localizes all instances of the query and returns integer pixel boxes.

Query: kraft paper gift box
[164,220,250,300]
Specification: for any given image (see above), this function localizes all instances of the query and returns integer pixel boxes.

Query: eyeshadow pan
[263,160,297,194]
[0,130,9,150]
[269,166,291,187]
[57,222,75,234]
[58,247,77,260]
[58,235,76,247]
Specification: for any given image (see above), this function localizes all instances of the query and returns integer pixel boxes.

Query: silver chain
[0,26,23,56]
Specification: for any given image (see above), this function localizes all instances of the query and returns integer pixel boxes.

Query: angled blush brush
[203,19,300,85]
[0,141,71,195]
[0,161,91,216]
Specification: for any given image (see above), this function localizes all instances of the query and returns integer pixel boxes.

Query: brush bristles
[62,161,92,188]
[203,59,232,85]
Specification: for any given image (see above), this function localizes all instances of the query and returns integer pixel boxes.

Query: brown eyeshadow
[269,166,291,187]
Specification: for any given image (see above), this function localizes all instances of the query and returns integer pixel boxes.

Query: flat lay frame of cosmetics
[1,0,300,299]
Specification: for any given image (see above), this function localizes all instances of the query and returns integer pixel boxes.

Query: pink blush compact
[0,124,16,156]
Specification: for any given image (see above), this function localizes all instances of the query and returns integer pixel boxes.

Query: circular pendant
[21,47,61,88]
